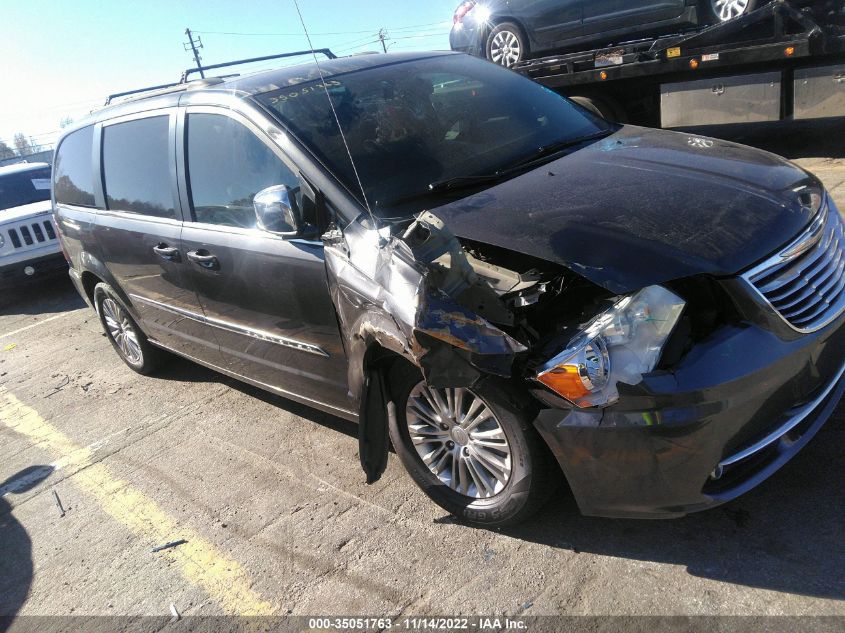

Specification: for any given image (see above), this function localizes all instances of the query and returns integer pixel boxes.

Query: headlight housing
[536,285,686,408]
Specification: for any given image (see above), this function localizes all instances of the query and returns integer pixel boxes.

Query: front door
[177,107,352,416]
[519,0,583,48]
[93,111,217,362]
[582,0,687,37]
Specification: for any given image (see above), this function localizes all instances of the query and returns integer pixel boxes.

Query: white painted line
[0,312,73,340]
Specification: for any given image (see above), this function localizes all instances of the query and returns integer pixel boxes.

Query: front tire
[486,22,528,68]
[705,0,758,22]
[389,365,554,527]
[94,283,164,375]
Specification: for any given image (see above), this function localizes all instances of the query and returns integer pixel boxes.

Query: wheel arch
[79,270,101,307]
[77,257,144,328]
[484,16,533,55]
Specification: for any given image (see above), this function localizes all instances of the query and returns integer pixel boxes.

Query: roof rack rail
[105,81,183,106]
[103,49,337,107]
[180,49,337,83]
[104,76,241,106]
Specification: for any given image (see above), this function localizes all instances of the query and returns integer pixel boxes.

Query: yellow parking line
[0,388,278,616]
[0,313,73,340]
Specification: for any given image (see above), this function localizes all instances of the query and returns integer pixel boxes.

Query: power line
[192,20,450,38]
[385,21,451,32]
[389,32,449,41]
[331,32,385,50]
[195,28,372,37]
[334,40,382,55]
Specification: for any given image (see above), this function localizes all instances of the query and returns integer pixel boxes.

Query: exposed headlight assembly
[536,285,685,408]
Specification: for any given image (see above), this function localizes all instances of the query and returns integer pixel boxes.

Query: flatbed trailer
[514,0,845,127]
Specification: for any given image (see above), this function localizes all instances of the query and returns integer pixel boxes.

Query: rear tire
[703,0,758,22]
[388,363,556,527]
[94,283,164,375]
[485,22,528,68]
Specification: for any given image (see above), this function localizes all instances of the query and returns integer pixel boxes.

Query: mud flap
[359,369,391,484]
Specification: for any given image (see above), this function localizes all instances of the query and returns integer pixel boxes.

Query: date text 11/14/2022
[307,617,529,630]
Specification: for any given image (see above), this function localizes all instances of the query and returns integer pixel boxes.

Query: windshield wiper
[507,129,615,170]
[427,129,614,194]
[378,129,615,209]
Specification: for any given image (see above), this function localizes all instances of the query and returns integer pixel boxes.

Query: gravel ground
[1,121,844,622]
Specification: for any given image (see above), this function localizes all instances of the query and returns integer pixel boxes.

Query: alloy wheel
[490,30,522,67]
[712,0,751,21]
[102,297,143,365]
[405,382,512,499]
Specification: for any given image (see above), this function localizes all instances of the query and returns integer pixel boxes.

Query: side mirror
[254,185,300,238]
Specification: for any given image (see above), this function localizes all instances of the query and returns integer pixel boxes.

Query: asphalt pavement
[1,121,844,622]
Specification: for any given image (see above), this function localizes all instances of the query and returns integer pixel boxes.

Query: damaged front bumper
[534,311,845,519]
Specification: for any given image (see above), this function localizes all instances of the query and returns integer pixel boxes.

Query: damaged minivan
[54,51,845,525]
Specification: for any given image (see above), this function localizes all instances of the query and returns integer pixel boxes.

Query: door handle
[153,244,181,262]
[187,250,220,271]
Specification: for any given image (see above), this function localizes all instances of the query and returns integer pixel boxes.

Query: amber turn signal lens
[689,59,699,69]
[599,71,608,81]
[537,365,591,403]
[785,47,795,57]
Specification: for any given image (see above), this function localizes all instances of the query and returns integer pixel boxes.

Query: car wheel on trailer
[486,22,528,68]
[705,0,758,22]
[569,95,627,123]
[94,282,165,375]
[388,363,556,527]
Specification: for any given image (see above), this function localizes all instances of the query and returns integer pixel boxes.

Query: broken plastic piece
[151,539,188,553]
[52,489,66,518]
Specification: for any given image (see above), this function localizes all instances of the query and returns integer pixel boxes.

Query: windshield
[0,166,52,211]
[256,54,610,217]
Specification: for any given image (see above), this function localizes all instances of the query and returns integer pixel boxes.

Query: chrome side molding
[130,294,330,358]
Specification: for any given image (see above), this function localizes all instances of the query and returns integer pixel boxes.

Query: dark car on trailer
[54,51,845,525]
[450,1,828,67]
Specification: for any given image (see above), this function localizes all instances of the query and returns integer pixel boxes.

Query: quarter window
[186,113,299,229]
[102,116,176,219]
[54,125,96,207]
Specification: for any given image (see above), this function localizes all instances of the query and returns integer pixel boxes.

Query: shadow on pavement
[680,118,845,160]
[152,355,359,441]
[0,465,56,629]
[151,350,845,602]
[0,275,84,317]
[488,412,845,602]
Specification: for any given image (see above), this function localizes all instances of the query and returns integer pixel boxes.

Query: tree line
[1,118,73,160]
[0,133,45,160]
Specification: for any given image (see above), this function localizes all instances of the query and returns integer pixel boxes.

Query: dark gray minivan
[55,52,845,526]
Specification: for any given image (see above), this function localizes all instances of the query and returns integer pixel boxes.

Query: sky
[0,0,458,152]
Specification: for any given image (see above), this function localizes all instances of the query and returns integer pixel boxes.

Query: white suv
[0,162,66,286]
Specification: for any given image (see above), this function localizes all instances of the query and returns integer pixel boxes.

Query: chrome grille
[744,202,845,333]
[5,220,57,250]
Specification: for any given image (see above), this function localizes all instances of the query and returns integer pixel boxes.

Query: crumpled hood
[430,126,821,294]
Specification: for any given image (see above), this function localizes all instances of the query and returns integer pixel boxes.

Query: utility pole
[377,28,389,53]
[184,28,205,78]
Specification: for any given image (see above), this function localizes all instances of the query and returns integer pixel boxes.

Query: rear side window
[186,113,299,229]
[0,167,52,210]
[54,126,96,207]
[102,116,176,219]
